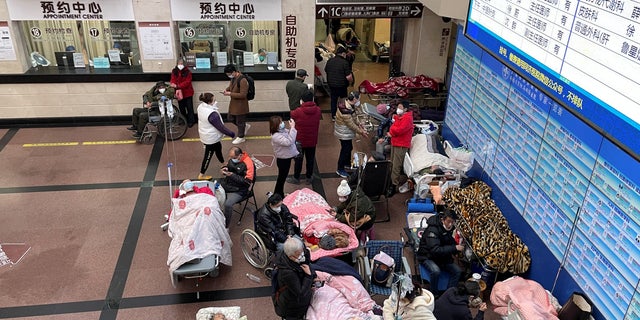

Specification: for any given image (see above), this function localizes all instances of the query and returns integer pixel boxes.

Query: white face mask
[227,74,234,79]
[177,64,184,70]
[296,252,305,263]
[158,88,166,94]
[396,108,404,115]
[271,206,282,213]
[354,101,361,107]
[338,196,348,202]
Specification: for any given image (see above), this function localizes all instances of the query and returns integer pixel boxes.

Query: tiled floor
[0,61,503,320]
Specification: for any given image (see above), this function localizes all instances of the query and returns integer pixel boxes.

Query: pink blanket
[283,188,358,261]
[306,271,379,320]
[490,276,558,320]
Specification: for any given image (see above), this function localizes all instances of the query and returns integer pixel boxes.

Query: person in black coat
[417,209,464,292]
[324,45,353,120]
[273,237,315,320]
[256,193,299,251]
[433,280,487,320]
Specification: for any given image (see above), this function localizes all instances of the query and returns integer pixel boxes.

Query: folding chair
[235,163,258,225]
[360,160,392,222]
[359,239,411,297]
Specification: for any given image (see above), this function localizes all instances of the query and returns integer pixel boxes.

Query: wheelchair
[138,98,188,144]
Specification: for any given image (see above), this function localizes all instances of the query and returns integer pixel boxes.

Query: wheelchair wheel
[356,255,369,289]
[157,112,187,141]
[240,229,270,269]
[140,131,154,145]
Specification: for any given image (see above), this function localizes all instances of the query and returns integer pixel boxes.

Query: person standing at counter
[223,64,251,144]
[170,57,196,127]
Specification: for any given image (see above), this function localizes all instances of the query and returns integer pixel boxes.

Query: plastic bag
[443,140,475,172]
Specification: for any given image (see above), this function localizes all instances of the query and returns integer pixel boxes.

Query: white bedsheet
[167,193,232,276]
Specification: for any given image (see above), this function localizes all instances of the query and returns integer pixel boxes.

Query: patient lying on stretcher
[167,180,233,277]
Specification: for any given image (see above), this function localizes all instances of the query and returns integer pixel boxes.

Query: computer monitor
[54,52,75,68]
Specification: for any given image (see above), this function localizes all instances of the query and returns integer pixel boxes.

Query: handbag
[558,292,592,320]
[175,89,184,101]
[294,141,303,159]
[344,209,372,229]
[443,140,475,172]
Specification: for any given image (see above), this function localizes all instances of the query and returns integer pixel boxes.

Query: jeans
[329,86,348,118]
[337,139,353,171]
[293,146,316,180]
[223,191,246,227]
[275,157,293,197]
[422,259,461,291]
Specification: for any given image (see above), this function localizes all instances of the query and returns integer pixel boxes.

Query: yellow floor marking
[83,140,138,145]
[23,142,80,147]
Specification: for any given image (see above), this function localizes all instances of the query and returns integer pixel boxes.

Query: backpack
[243,74,255,100]
[270,267,287,316]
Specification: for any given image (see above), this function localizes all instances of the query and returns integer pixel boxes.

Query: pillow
[196,306,241,320]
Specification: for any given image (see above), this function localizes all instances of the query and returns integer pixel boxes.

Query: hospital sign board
[316,4,423,19]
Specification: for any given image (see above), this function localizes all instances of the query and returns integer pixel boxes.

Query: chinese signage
[6,0,134,20]
[170,0,282,21]
[316,4,423,19]
[284,15,297,69]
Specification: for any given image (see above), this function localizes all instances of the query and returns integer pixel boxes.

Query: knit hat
[337,180,351,196]
[178,179,194,196]
[319,234,336,250]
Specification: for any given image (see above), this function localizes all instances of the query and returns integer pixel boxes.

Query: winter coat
[383,289,437,320]
[273,250,314,319]
[170,66,194,98]
[219,152,254,193]
[226,73,249,115]
[417,215,458,265]
[335,186,376,231]
[143,83,175,104]
[290,101,321,148]
[286,78,309,110]
[388,111,414,148]
[256,203,297,250]
[433,287,484,320]
[334,100,361,140]
[197,102,234,144]
[272,128,299,159]
[324,55,351,88]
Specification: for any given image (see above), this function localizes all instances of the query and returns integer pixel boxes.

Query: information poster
[138,22,173,60]
[0,22,16,60]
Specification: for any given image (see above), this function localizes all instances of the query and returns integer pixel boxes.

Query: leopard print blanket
[443,181,531,274]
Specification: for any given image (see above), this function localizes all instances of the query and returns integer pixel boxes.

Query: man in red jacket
[381,100,414,194]
[288,90,322,184]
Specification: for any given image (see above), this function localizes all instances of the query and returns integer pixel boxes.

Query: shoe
[132,132,142,138]
[304,176,313,184]
[232,137,246,144]
[244,123,251,135]
[126,126,137,131]
[336,170,349,178]
[286,177,300,184]
[188,123,195,128]
[198,173,212,180]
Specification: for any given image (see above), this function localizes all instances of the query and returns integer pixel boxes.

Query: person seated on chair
[382,278,437,320]
[272,237,315,320]
[433,280,487,320]
[128,81,175,139]
[416,209,463,293]
[328,180,375,233]
[256,193,300,252]
[219,146,254,228]
[253,48,268,64]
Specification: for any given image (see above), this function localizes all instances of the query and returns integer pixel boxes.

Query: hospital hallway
[0,106,501,319]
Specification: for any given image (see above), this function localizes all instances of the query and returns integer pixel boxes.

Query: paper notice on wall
[0,22,16,61]
[138,22,174,60]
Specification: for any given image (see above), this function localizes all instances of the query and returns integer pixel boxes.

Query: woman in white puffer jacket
[197,92,236,180]
[383,279,437,320]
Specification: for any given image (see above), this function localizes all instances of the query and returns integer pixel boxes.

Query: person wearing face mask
[286,69,310,110]
[379,100,414,196]
[196,92,236,180]
[289,89,321,185]
[256,193,300,252]
[170,57,196,127]
[329,180,376,234]
[272,237,315,320]
[223,64,251,144]
[417,209,464,294]
[128,81,175,138]
[334,91,368,178]
[219,146,255,227]
[253,48,267,64]
[269,115,299,197]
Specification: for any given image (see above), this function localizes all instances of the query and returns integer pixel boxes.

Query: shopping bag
[443,140,475,172]
[558,292,592,320]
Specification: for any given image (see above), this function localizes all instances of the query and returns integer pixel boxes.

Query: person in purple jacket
[197,92,236,180]
[270,115,299,197]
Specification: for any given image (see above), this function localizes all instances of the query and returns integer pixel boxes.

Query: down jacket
[334,99,362,140]
[290,101,321,148]
[383,289,437,320]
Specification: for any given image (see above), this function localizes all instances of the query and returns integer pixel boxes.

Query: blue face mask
[231,158,240,163]
[259,55,265,62]
[279,122,285,130]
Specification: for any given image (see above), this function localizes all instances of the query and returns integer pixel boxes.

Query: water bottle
[353,153,359,168]
[246,273,261,283]
[166,99,174,117]
[159,97,166,115]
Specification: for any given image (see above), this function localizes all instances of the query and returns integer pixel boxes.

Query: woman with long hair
[269,115,299,197]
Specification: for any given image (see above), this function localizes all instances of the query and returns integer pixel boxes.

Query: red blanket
[359,75,439,97]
